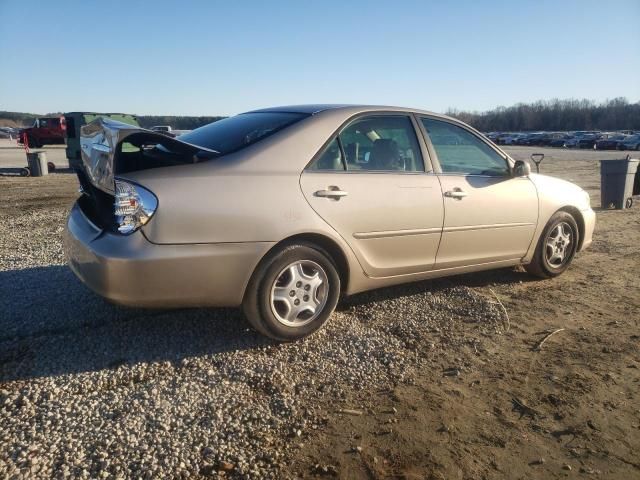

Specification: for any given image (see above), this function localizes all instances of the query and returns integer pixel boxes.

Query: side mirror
[513,159,531,177]
[530,153,545,173]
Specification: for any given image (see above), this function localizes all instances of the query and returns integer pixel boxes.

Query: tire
[243,243,341,341]
[525,211,579,279]
[47,162,56,173]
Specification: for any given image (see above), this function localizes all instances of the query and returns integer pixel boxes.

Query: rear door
[300,114,444,277]
[419,116,538,269]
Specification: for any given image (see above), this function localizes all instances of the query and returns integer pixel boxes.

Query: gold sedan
[65,105,595,340]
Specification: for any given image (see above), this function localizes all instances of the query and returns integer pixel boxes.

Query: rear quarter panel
[119,109,367,246]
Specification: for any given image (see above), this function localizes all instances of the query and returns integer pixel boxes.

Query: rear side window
[340,115,424,172]
[421,118,509,176]
[308,139,344,170]
[179,112,308,154]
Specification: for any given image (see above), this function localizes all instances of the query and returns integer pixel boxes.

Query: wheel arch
[557,206,585,251]
[248,232,351,295]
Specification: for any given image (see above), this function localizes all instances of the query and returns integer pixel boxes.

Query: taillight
[114,179,157,234]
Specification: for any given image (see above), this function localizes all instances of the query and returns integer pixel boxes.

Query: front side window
[339,115,424,172]
[179,112,308,155]
[421,118,509,176]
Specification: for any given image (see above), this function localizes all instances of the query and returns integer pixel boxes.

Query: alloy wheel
[270,260,329,327]
[545,222,574,268]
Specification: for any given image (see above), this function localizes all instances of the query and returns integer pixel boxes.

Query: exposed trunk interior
[76,118,219,232]
[113,132,217,175]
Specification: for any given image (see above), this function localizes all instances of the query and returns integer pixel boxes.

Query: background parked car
[502,133,528,145]
[521,133,557,146]
[595,133,628,150]
[494,133,514,145]
[150,125,176,137]
[519,133,541,146]
[576,134,600,149]
[0,127,21,139]
[618,134,640,151]
[564,131,599,148]
[549,134,572,147]
[17,116,66,148]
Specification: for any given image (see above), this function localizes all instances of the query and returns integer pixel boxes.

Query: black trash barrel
[600,158,639,209]
[26,151,49,177]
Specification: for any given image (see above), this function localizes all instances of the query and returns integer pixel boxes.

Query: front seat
[369,139,402,170]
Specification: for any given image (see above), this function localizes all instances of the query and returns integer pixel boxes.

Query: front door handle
[443,188,468,199]
[315,186,348,200]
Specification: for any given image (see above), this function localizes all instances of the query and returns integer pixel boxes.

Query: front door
[300,114,444,277]
[419,117,538,269]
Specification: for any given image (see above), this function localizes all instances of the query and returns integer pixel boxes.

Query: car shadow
[340,266,535,308]
[0,265,273,383]
[0,167,75,177]
[1,264,533,383]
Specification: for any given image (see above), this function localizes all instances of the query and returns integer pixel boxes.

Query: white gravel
[0,206,505,479]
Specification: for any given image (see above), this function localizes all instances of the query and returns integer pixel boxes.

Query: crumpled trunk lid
[76,118,217,230]
[79,117,216,194]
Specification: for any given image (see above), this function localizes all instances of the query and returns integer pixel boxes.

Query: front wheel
[525,211,579,278]
[243,243,341,341]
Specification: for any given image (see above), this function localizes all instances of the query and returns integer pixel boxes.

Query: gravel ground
[0,202,505,479]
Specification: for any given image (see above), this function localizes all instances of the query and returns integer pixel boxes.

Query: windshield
[179,112,308,154]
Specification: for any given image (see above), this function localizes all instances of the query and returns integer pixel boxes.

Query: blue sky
[1,0,638,116]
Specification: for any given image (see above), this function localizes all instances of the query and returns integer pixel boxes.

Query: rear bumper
[580,207,595,251]
[64,202,274,307]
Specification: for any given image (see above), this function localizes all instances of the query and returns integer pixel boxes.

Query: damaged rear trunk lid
[76,118,218,229]
[79,117,218,195]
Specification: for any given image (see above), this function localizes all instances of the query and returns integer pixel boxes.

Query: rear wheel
[525,211,579,278]
[243,243,341,341]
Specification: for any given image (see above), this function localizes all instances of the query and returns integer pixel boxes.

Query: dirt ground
[290,151,640,479]
[1,145,639,479]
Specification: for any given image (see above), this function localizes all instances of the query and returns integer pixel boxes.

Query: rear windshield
[179,112,308,154]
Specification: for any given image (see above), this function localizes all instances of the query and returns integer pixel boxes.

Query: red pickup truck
[18,116,67,148]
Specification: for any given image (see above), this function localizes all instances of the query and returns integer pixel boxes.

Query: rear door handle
[315,186,348,200]
[444,189,468,199]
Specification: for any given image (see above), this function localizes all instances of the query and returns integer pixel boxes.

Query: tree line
[3,98,640,132]
[136,115,226,130]
[0,111,226,130]
[446,98,640,132]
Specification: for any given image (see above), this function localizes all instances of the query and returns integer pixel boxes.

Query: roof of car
[246,104,353,114]
[245,104,443,117]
